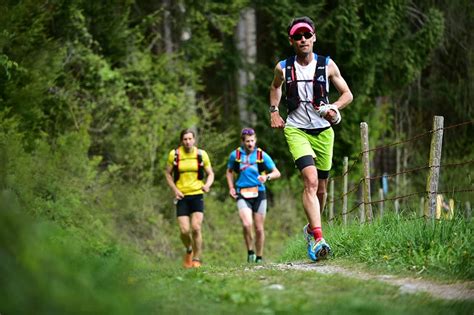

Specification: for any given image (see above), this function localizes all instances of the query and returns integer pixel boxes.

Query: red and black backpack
[232,147,265,174]
[284,54,330,113]
[172,147,204,182]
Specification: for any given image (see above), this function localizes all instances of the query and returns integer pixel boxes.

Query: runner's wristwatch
[269,105,279,113]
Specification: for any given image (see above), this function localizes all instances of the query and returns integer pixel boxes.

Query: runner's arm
[225,168,238,199]
[269,63,286,128]
[258,152,281,183]
[328,59,353,110]
[164,165,184,199]
[257,167,281,183]
[267,167,281,180]
[202,166,214,192]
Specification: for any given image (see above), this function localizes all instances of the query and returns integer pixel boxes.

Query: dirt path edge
[259,261,474,301]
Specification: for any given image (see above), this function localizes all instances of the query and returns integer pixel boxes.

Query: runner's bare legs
[253,213,265,257]
[239,208,254,252]
[190,212,203,260]
[301,165,321,228]
[317,178,328,215]
[177,216,192,249]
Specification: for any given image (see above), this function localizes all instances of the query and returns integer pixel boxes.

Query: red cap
[289,22,314,36]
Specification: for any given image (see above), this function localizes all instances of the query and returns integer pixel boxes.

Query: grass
[0,198,152,314]
[2,196,473,314]
[280,213,474,281]
[139,263,474,315]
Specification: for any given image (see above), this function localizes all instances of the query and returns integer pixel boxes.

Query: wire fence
[326,117,473,224]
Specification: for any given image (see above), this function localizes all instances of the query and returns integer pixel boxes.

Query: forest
[0,1,473,313]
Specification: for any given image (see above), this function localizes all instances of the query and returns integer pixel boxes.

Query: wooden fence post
[359,203,365,223]
[322,192,328,216]
[360,122,373,222]
[420,197,424,217]
[435,194,443,219]
[342,156,348,226]
[395,140,401,215]
[466,201,471,220]
[329,179,334,223]
[424,116,444,219]
[379,188,384,218]
[448,198,454,220]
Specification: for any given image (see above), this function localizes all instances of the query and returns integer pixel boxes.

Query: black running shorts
[236,191,267,214]
[176,194,204,217]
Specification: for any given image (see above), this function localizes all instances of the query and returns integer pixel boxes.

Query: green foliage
[1,114,113,247]
[0,0,249,186]
[0,108,184,261]
[409,1,474,172]
[0,1,67,139]
[0,193,154,314]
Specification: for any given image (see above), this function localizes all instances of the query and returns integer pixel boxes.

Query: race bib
[240,186,259,199]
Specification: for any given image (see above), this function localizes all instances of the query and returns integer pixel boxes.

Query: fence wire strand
[362,120,473,154]
[328,187,473,221]
[330,179,363,203]
[329,121,473,185]
[368,165,430,181]
[440,160,474,168]
[325,120,473,222]
[330,154,362,182]
[366,159,473,182]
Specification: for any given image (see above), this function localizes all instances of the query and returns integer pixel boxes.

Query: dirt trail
[256,262,474,301]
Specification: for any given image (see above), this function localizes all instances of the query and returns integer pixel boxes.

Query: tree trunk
[236,8,256,126]
[162,0,173,54]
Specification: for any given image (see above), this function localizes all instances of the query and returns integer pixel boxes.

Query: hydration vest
[232,147,265,174]
[172,147,204,182]
[284,54,330,113]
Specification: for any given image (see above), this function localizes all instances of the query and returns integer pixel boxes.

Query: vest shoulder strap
[232,147,241,173]
[197,149,204,180]
[314,55,328,84]
[173,147,180,182]
[256,148,263,162]
[313,54,330,106]
[232,147,265,174]
[284,56,299,113]
[256,148,265,174]
[285,55,296,86]
[235,147,242,161]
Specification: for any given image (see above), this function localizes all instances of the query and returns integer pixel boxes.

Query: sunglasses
[241,128,255,136]
[291,32,314,41]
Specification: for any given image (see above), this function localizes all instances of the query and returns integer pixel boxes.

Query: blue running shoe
[303,224,332,261]
[307,238,331,261]
[247,253,256,263]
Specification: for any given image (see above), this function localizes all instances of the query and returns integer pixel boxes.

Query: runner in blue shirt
[226,128,281,263]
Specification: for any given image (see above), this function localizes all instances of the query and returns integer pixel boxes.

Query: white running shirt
[279,55,331,129]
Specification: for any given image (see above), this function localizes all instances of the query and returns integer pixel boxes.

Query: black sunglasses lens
[292,32,313,40]
[292,34,303,40]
